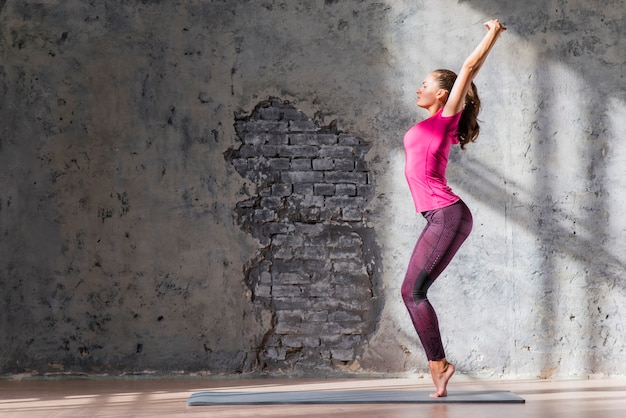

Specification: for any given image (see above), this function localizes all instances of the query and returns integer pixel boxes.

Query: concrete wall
[1,0,624,378]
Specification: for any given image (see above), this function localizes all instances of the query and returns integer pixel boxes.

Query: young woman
[401,19,506,398]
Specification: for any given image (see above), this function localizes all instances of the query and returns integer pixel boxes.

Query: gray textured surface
[187,389,525,405]
[1,0,624,378]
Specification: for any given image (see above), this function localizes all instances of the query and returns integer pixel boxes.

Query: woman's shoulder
[438,108,463,120]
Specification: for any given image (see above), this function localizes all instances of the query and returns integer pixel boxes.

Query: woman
[401,19,506,398]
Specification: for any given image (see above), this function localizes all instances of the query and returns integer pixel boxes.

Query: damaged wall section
[226,98,381,373]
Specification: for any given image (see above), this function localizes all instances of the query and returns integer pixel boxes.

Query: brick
[302,337,321,347]
[304,235,329,248]
[272,259,304,273]
[354,160,368,171]
[273,284,303,297]
[274,272,310,285]
[261,197,282,209]
[338,335,363,346]
[260,145,279,157]
[342,208,363,221]
[281,171,324,183]
[246,157,270,173]
[278,145,319,157]
[272,297,339,310]
[291,194,324,208]
[338,134,362,145]
[290,133,336,146]
[334,283,373,299]
[320,334,343,346]
[312,158,335,170]
[354,145,370,158]
[321,206,343,220]
[281,336,304,348]
[293,183,313,195]
[275,322,302,335]
[273,246,293,259]
[305,280,333,298]
[332,260,368,274]
[317,134,339,145]
[230,158,248,174]
[269,158,291,170]
[258,107,283,121]
[272,234,303,247]
[330,348,354,362]
[290,158,312,170]
[282,108,307,121]
[303,311,329,322]
[295,245,328,260]
[334,159,355,171]
[302,207,321,222]
[243,132,280,145]
[333,272,359,285]
[242,133,263,145]
[271,183,292,197]
[357,184,374,196]
[329,311,362,322]
[263,222,294,236]
[319,350,332,360]
[303,259,332,272]
[276,310,305,323]
[267,134,290,145]
[236,144,258,158]
[324,171,367,184]
[325,196,366,208]
[254,284,272,298]
[253,208,276,222]
[289,119,318,132]
[264,346,287,360]
[319,145,353,158]
[335,184,357,196]
[294,223,327,235]
[339,325,366,335]
[329,248,362,260]
[314,183,335,196]
[316,322,343,335]
[337,233,362,247]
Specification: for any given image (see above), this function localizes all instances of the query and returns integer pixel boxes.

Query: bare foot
[428,359,455,398]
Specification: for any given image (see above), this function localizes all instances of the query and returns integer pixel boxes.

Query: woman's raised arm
[442,19,506,117]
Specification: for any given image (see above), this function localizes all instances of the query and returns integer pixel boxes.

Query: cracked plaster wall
[0,0,624,378]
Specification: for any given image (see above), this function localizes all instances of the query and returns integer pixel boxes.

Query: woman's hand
[484,19,507,34]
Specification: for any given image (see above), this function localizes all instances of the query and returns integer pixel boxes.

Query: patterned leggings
[401,200,473,361]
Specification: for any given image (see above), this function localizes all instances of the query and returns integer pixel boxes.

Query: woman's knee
[401,280,414,305]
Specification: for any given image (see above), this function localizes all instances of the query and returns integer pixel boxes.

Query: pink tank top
[403,109,462,212]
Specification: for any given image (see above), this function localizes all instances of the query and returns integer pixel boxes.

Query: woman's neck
[427,103,444,116]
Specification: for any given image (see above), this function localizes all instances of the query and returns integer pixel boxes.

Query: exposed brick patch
[226,98,379,373]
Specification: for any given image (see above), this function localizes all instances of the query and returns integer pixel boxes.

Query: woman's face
[416,73,443,109]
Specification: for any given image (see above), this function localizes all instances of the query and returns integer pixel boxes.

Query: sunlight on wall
[605,96,626,264]
[374,0,626,377]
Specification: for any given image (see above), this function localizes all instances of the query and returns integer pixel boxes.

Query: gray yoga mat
[187,389,525,405]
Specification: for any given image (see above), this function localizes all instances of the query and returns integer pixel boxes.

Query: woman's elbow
[460,61,482,80]
[461,61,478,76]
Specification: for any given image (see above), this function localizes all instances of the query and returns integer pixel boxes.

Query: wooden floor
[1,376,625,417]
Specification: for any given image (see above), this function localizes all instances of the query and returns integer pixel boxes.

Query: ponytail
[434,69,482,149]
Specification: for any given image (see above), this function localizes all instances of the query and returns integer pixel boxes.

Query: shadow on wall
[452,0,624,376]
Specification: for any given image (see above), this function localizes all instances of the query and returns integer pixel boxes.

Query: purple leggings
[401,200,473,361]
